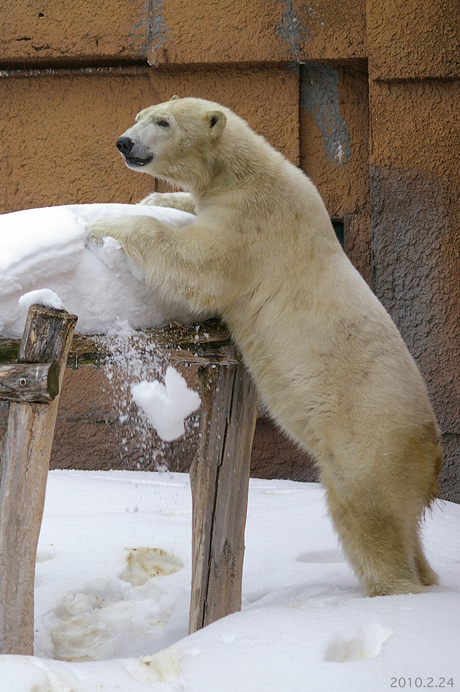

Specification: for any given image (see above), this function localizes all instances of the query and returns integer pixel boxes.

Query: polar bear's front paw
[87,219,110,245]
[139,192,195,215]
[86,218,127,246]
[138,192,165,207]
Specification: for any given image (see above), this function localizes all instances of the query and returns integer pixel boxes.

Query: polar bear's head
[115,96,229,189]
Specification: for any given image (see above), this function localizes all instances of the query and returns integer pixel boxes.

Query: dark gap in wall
[332,219,344,247]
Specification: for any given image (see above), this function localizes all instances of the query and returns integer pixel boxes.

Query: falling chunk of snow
[19,288,65,311]
[131,366,201,441]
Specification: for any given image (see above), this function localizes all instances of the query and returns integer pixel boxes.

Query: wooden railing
[0,306,258,653]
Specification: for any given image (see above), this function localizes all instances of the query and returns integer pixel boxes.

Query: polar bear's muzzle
[116,136,153,167]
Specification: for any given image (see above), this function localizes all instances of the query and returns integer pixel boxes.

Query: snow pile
[0,470,458,691]
[18,288,66,312]
[0,204,198,337]
[131,367,201,442]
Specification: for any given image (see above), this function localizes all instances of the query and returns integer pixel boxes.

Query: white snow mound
[18,288,66,312]
[0,204,198,337]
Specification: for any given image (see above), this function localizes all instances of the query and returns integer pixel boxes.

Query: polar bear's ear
[206,110,227,137]
[170,95,180,101]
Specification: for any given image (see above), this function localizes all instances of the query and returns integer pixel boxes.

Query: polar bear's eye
[157,120,170,128]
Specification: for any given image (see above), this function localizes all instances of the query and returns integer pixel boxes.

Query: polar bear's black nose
[116,136,134,157]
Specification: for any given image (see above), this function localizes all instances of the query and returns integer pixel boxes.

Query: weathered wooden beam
[189,361,259,634]
[0,319,236,367]
[0,304,77,655]
[0,362,59,403]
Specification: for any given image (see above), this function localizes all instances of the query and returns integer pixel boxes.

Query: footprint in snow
[36,549,57,563]
[325,623,394,662]
[120,547,184,587]
[42,547,186,661]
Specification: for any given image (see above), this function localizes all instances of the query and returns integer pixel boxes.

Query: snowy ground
[0,470,458,692]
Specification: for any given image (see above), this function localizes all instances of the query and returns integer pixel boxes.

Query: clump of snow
[0,203,198,337]
[93,331,200,468]
[131,366,201,442]
[18,288,65,312]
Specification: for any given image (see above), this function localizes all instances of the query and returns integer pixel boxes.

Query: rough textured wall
[367,0,460,79]
[155,0,366,64]
[0,0,366,66]
[0,64,299,214]
[366,0,460,500]
[369,79,460,500]
[0,68,155,212]
[300,62,370,282]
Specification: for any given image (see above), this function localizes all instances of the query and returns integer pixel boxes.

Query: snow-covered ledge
[0,204,199,338]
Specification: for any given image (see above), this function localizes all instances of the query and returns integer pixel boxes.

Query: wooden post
[189,361,258,633]
[0,304,77,655]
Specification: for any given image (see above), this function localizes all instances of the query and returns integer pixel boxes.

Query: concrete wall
[366,0,460,500]
[1,0,459,498]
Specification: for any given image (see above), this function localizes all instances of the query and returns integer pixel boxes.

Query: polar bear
[88,96,442,597]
